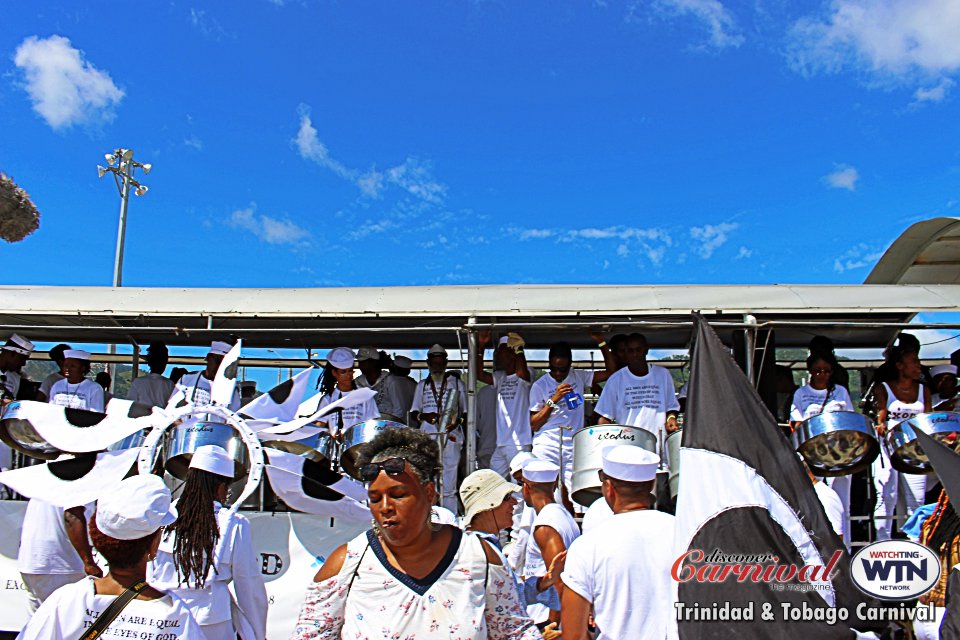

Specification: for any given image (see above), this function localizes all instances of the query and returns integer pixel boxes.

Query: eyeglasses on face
[359,457,407,482]
[810,368,832,375]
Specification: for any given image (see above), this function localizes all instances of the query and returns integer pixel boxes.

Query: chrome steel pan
[261,430,337,464]
[888,412,960,474]
[792,411,878,477]
[340,419,406,479]
[0,401,60,460]
[571,424,657,506]
[164,421,249,481]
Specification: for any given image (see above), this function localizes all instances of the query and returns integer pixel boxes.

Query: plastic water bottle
[563,391,583,410]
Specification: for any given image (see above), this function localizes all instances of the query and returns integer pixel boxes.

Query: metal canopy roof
[866,217,960,285]
[2,283,960,351]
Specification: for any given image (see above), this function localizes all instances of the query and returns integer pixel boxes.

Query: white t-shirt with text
[790,385,854,422]
[594,365,679,456]
[48,378,105,412]
[529,369,594,443]
[493,371,533,447]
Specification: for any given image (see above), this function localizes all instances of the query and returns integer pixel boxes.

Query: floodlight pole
[113,158,133,287]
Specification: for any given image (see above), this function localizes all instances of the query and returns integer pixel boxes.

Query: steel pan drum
[340,419,406,479]
[792,411,879,477]
[888,412,960,474]
[0,401,60,460]
[665,429,682,500]
[571,424,658,506]
[261,431,337,464]
[164,421,249,481]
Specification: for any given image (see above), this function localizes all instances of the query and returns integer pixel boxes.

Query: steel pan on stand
[887,412,960,474]
[792,411,879,477]
[340,419,406,479]
[164,420,249,481]
[571,424,658,506]
[261,430,338,466]
[0,401,60,460]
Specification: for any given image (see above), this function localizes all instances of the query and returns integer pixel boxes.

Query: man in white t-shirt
[410,344,468,511]
[931,364,959,410]
[355,346,410,421]
[561,445,675,640]
[388,355,418,419]
[36,343,69,402]
[48,350,106,412]
[521,459,580,626]
[529,336,616,503]
[476,331,533,478]
[0,333,34,400]
[127,341,175,407]
[169,341,241,411]
[19,500,100,612]
[595,333,680,467]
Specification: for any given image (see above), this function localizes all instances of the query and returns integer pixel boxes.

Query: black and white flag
[672,314,876,638]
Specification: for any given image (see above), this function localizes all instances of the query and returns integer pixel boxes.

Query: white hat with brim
[2,333,34,356]
[63,349,91,361]
[427,344,446,356]
[96,474,178,540]
[327,347,355,370]
[357,346,379,362]
[189,444,235,478]
[601,445,659,482]
[522,459,560,484]
[460,469,520,525]
[393,356,413,369]
[932,365,958,379]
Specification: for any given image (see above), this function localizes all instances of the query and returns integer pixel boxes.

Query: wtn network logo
[851,541,939,600]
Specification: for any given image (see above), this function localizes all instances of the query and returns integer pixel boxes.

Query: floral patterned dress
[290,527,542,640]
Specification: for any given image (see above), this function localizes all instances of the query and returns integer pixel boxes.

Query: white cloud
[616,243,630,257]
[651,0,745,49]
[506,224,672,266]
[788,0,960,82]
[228,204,309,246]
[823,164,860,191]
[912,77,955,104]
[689,222,737,259]
[184,136,203,151]
[294,105,446,204]
[13,35,124,130]
[833,242,884,272]
[735,246,752,259]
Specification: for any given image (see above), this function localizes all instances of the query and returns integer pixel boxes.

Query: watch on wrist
[546,399,558,410]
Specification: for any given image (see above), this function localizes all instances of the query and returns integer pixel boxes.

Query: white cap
[357,346,379,362]
[601,445,659,482]
[2,334,35,356]
[509,451,536,475]
[460,469,520,525]
[427,344,446,356]
[189,444,235,478]
[63,349,91,361]
[498,336,510,346]
[393,355,413,369]
[95,474,178,540]
[522,459,560,484]
[209,341,232,356]
[932,364,958,378]
[327,347,354,370]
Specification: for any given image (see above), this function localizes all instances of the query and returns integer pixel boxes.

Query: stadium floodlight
[141,163,152,175]
[97,166,106,178]
[104,153,116,166]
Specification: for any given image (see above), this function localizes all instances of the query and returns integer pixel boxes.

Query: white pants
[824,475,851,544]
[201,620,235,640]
[21,571,85,613]
[490,443,531,479]
[438,432,463,513]
[873,447,927,540]
[532,429,574,502]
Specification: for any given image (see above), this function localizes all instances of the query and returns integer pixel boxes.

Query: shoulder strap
[78,581,148,640]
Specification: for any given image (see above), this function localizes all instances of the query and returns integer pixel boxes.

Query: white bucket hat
[189,444,235,478]
[96,474,178,540]
[459,469,520,526]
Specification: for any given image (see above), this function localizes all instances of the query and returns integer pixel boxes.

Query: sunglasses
[359,457,407,482]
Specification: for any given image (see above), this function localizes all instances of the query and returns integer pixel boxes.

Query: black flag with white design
[673,314,877,638]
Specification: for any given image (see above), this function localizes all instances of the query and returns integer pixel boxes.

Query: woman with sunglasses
[315,347,380,436]
[790,352,855,540]
[292,428,542,639]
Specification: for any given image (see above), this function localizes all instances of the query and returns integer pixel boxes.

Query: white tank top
[882,382,925,426]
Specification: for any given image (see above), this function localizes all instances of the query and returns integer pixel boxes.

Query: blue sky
[2,1,959,291]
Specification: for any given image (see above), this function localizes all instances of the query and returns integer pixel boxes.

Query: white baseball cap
[95,474,178,540]
[189,444,235,478]
[327,347,355,370]
[460,469,520,526]
[601,445,659,482]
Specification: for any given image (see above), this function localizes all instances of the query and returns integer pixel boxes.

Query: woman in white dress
[291,428,541,640]
[18,474,202,639]
[148,445,268,639]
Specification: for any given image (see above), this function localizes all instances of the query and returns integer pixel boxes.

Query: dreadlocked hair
[923,489,960,554]
[167,468,227,588]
